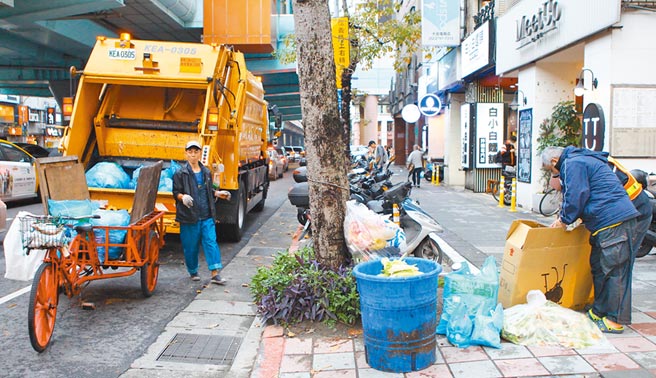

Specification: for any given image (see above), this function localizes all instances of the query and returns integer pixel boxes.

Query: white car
[267,149,284,181]
[0,140,38,202]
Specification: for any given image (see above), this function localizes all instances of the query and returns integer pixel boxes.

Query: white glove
[216,190,231,201]
[181,194,194,208]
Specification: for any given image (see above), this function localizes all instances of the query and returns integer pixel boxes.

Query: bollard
[498,176,505,208]
[393,203,400,225]
[509,178,517,212]
[433,163,440,186]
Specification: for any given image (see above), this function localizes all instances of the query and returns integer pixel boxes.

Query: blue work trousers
[589,218,637,325]
[180,218,223,275]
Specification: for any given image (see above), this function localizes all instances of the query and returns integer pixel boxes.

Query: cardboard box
[498,220,593,311]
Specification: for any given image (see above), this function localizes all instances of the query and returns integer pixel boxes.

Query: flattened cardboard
[499,219,593,310]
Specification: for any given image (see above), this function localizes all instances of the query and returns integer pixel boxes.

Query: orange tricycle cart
[22,157,166,352]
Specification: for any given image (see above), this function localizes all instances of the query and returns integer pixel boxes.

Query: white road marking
[0,286,31,305]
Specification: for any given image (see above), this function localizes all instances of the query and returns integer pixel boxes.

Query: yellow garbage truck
[60,34,272,241]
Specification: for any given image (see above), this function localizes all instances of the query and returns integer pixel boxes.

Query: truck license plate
[108,48,136,60]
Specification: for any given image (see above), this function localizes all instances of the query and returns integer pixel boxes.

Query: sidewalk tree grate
[248,247,281,256]
[156,333,242,365]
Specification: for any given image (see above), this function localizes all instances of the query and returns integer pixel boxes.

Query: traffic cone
[393,203,400,225]
[510,178,517,212]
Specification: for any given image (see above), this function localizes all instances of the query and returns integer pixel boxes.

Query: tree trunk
[293,0,350,269]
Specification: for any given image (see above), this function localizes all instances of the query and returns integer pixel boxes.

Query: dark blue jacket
[556,146,638,233]
[172,161,217,224]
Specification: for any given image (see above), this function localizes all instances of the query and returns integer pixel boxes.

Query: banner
[421,0,460,47]
[517,109,532,183]
[331,17,350,89]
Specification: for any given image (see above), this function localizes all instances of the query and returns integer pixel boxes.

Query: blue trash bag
[164,160,181,179]
[91,209,130,264]
[437,256,499,334]
[470,303,504,349]
[48,199,99,218]
[446,302,473,348]
[158,177,173,192]
[86,162,131,189]
[130,166,143,189]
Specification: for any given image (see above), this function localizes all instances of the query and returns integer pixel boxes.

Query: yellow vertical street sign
[331,17,349,89]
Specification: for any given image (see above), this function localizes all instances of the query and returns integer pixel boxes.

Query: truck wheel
[219,185,246,242]
[252,183,268,212]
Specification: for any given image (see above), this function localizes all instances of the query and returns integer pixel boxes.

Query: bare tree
[293,0,350,269]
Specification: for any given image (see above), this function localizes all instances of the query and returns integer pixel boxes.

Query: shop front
[496,0,656,212]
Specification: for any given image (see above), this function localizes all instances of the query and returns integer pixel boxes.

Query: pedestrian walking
[542,146,639,333]
[368,140,388,173]
[407,144,425,188]
[173,140,231,285]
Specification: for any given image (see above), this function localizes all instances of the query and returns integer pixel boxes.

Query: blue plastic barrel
[352,257,440,373]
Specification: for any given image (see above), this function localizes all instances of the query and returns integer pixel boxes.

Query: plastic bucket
[352,257,440,373]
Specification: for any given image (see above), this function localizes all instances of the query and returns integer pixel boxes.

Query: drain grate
[157,333,242,365]
[247,247,281,256]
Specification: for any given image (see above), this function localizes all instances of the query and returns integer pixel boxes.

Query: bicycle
[22,210,164,352]
[490,171,515,206]
[539,188,562,216]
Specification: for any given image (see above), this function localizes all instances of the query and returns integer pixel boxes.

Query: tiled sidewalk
[253,312,656,378]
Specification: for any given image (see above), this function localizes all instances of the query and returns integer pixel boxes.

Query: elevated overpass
[0,0,301,121]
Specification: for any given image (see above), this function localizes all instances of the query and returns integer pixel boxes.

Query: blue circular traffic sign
[419,94,442,117]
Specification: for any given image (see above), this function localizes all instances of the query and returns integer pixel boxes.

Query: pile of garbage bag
[344,200,405,261]
[86,160,181,191]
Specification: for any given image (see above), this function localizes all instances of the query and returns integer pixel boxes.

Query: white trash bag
[4,211,47,281]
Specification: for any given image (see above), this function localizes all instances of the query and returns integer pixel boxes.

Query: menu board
[517,109,532,183]
[611,86,656,157]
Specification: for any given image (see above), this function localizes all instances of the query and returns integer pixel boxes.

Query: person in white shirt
[406,145,425,188]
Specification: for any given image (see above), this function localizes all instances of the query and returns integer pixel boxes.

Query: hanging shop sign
[421,0,461,47]
[45,126,63,137]
[331,17,350,89]
[28,109,40,123]
[438,48,461,91]
[581,103,605,151]
[460,103,472,169]
[418,94,442,117]
[461,21,491,78]
[496,0,621,74]
[517,109,533,183]
[46,107,56,125]
[475,103,505,169]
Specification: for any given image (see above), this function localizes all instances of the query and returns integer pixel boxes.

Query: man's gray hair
[541,146,564,167]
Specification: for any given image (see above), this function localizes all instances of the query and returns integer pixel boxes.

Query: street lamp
[574,68,598,97]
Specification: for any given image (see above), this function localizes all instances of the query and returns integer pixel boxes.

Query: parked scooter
[287,165,443,263]
[632,170,656,258]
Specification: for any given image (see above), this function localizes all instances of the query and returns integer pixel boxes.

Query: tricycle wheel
[28,262,59,352]
[140,231,160,297]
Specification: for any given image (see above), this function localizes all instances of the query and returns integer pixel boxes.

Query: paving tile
[313,369,357,378]
[582,353,641,371]
[494,358,550,377]
[628,351,656,369]
[279,373,311,378]
[449,360,502,378]
[353,338,365,352]
[262,324,284,338]
[538,355,596,375]
[356,368,404,378]
[631,323,656,337]
[279,354,312,373]
[436,334,450,347]
[610,336,656,353]
[528,345,577,357]
[313,337,354,353]
[484,342,532,359]
[632,312,656,324]
[313,352,356,371]
[645,312,656,320]
[405,364,453,377]
[441,346,489,363]
[354,351,370,369]
[284,337,313,355]
[575,338,619,355]
[600,369,655,378]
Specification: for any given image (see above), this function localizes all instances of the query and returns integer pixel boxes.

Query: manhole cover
[248,247,280,256]
[157,333,242,365]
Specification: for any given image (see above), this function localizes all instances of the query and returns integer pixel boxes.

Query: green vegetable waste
[378,258,421,277]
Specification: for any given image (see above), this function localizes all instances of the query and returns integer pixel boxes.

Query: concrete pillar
[444,93,466,186]
[362,95,379,144]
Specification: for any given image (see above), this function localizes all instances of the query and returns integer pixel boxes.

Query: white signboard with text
[475,103,504,168]
[461,103,471,169]
[496,0,620,74]
[462,22,490,78]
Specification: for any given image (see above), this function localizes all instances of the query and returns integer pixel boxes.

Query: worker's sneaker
[190,273,200,281]
[211,275,227,285]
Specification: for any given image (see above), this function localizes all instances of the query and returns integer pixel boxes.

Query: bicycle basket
[19,216,66,249]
